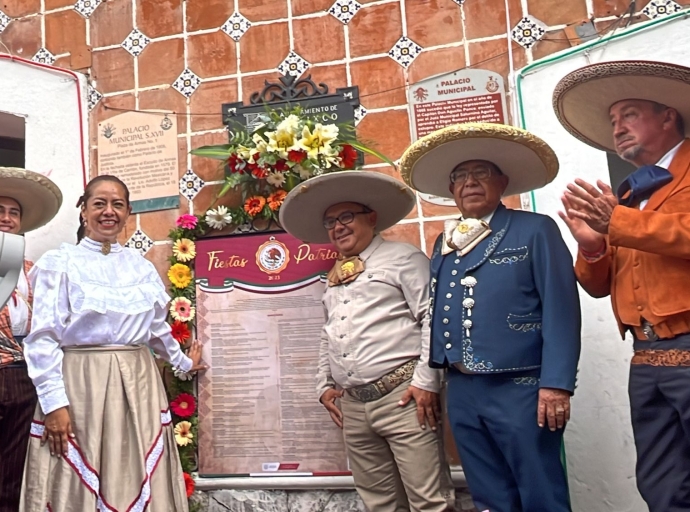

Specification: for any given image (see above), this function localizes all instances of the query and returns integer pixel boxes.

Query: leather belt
[632,349,690,366]
[346,359,418,403]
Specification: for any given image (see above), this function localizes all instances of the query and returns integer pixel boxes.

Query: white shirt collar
[481,210,496,224]
[655,140,684,170]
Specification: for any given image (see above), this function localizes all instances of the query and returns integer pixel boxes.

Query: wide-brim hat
[399,123,559,198]
[278,171,416,244]
[0,167,63,234]
[553,60,690,152]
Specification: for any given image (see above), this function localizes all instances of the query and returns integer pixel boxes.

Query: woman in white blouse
[20,175,205,512]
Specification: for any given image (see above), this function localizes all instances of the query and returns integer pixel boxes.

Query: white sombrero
[553,60,690,152]
[0,167,63,233]
[399,123,559,198]
[278,171,416,244]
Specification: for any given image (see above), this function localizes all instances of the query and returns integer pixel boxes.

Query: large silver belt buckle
[348,384,384,403]
[642,322,659,342]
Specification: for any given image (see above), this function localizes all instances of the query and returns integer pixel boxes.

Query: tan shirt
[316,236,442,399]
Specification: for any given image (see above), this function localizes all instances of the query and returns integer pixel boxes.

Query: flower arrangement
[190,106,391,229]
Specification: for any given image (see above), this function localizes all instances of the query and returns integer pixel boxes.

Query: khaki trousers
[341,380,455,512]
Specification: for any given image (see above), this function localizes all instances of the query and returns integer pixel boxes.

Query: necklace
[101,241,111,255]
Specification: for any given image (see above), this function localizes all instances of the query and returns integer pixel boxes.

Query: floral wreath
[161,107,391,508]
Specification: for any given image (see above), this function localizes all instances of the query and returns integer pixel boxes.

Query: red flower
[273,159,289,172]
[227,153,244,174]
[251,166,268,179]
[339,145,357,169]
[170,321,191,344]
[183,472,195,497]
[287,150,307,163]
[171,393,197,418]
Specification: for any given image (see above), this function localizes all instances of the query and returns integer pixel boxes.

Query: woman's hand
[42,406,74,457]
[186,339,208,372]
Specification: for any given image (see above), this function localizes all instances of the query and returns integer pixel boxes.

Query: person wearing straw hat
[554,60,690,511]
[0,167,62,512]
[279,171,455,512]
[400,122,581,512]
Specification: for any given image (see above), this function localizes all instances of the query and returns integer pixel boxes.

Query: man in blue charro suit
[400,123,582,512]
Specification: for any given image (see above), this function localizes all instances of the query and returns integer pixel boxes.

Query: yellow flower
[266,128,296,159]
[296,123,339,160]
[168,263,192,288]
[172,238,196,262]
[174,421,194,446]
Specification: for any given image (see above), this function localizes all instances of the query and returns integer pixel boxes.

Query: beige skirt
[20,345,189,512]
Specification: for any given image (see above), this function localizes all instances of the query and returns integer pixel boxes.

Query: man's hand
[563,179,619,234]
[42,406,74,457]
[320,388,344,428]
[398,385,441,431]
[538,388,571,431]
[558,194,606,253]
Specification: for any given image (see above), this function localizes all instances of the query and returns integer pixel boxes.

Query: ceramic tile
[121,28,150,57]
[423,220,444,255]
[278,50,311,77]
[420,199,458,218]
[138,87,188,134]
[221,11,251,42]
[89,92,135,145]
[89,0,132,48]
[407,46,466,84]
[381,222,422,249]
[354,105,367,125]
[388,36,422,68]
[74,0,102,18]
[46,0,74,8]
[137,38,184,88]
[0,11,10,33]
[2,0,40,17]
[0,16,41,58]
[87,84,103,110]
[188,31,237,78]
[125,229,154,255]
[405,0,463,48]
[526,0,588,26]
[531,29,571,60]
[237,0,288,22]
[467,38,510,79]
[293,13,346,63]
[45,9,86,55]
[180,169,205,201]
[356,109,411,164]
[140,207,188,242]
[145,244,174,286]
[92,47,134,93]
[305,63,348,91]
[463,0,510,40]
[136,0,182,38]
[329,0,362,24]
[349,56,406,109]
[348,2,402,58]
[239,22,289,73]
[186,0,233,31]
[642,0,683,18]
[293,0,332,15]
[241,71,283,104]
[189,79,239,132]
[190,131,229,182]
[32,47,56,65]
[511,16,547,49]
[173,68,202,98]
[592,0,641,17]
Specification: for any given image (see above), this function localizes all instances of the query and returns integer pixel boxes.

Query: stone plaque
[97,111,180,213]
[408,68,508,207]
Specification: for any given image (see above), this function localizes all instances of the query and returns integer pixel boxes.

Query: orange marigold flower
[268,190,287,211]
[244,196,266,216]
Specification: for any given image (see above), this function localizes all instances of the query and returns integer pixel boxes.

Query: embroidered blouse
[24,237,192,415]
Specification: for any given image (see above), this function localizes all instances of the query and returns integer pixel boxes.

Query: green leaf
[190,144,234,160]
[345,140,396,168]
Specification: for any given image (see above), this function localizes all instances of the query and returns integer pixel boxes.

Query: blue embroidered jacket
[429,203,581,392]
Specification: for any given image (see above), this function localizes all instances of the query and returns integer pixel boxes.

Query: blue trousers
[629,335,690,511]
[446,370,571,512]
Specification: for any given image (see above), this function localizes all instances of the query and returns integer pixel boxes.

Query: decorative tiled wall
[1,0,688,277]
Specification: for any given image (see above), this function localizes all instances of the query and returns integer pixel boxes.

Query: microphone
[0,232,25,309]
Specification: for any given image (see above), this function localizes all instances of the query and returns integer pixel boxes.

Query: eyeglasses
[323,210,371,230]
[450,167,495,184]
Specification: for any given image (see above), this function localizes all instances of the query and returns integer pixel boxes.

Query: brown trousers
[341,380,456,512]
[0,365,37,512]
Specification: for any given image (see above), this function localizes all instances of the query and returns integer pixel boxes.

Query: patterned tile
[221,11,252,42]
[74,0,102,19]
[0,10,11,34]
[87,84,103,111]
[642,0,682,19]
[172,68,202,98]
[328,0,363,24]
[388,36,422,69]
[121,29,151,57]
[354,105,367,126]
[278,50,310,78]
[32,48,56,65]
[511,16,547,49]
[125,229,154,255]
[179,169,205,201]
[451,0,465,4]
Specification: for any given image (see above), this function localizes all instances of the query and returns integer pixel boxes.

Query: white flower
[276,114,301,134]
[296,165,311,180]
[296,123,339,159]
[205,205,233,230]
[252,133,268,153]
[266,172,286,188]
[174,367,194,381]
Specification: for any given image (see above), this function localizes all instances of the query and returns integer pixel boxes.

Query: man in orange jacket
[553,60,690,512]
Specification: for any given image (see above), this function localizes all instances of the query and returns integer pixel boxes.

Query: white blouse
[24,237,192,415]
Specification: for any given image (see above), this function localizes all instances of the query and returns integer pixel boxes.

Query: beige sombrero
[278,171,416,244]
[553,60,690,152]
[399,123,559,198]
[0,168,62,233]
